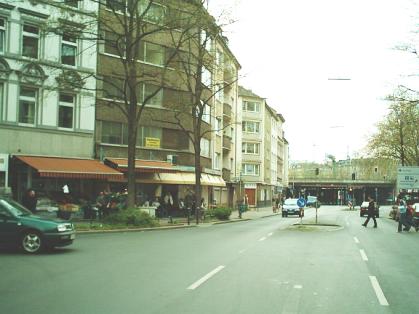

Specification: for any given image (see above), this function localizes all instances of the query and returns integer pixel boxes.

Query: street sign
[397,167,419,191]
[297,198,306,208]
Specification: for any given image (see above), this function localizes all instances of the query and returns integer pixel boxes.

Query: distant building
[289,158,398,205]
[238,86,288,207]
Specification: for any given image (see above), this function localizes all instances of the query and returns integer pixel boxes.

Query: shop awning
[105,158,176,173]
[15,156,123,180]
[108,171,226,186]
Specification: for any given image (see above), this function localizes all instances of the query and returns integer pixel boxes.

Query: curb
[75,212,278,234]
[76,224,197,235]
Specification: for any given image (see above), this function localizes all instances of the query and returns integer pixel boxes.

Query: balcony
[222,168,231,182]
[222,136,231,151]
[223,102,232,122]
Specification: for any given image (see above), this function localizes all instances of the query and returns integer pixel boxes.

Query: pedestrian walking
[22,189,38,213]
[397,195,411,232]
[362,196,377,228]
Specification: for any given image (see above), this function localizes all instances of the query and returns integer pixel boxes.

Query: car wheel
[21,230,43,254]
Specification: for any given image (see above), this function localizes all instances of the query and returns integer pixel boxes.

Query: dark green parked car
[0,197,75,254]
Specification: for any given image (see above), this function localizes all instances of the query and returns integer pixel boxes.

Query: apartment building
[238,86,288,207]
[0,1,119,200]
[95,0,240,207]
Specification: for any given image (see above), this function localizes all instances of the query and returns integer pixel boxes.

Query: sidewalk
[75,206,280,234]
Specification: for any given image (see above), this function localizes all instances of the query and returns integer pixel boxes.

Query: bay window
[242,121,260,133]
[242,163,260,176]
[242,101,260,112]
[242,142,260,155]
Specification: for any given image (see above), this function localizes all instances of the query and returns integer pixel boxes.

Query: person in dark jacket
[22,189,38,213]
[362,196,377,228]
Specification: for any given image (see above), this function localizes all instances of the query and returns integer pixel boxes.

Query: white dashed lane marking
[354,237,360,244]
[187,266,225,290]
[369,276,389,306]
[360,249,368,261]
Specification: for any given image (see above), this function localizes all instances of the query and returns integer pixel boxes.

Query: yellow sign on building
[145,137,161,148]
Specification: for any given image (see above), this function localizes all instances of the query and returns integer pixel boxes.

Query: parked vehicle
[282,198,304,217]
[359,201,380,217]
[0,197,75,254]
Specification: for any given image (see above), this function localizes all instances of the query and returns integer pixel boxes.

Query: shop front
[10,155,123,204]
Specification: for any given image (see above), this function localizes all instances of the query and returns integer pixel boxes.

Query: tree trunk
[127,64,138,209]
[194,140,202,224]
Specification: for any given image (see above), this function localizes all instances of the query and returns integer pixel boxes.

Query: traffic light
[315,168,319,175]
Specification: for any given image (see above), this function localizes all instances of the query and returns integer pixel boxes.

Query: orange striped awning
[15,156,123,180]
[105,158,176,173]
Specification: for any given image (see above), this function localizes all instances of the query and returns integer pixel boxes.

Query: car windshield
[284,199,298,205]
[0,199,32,216]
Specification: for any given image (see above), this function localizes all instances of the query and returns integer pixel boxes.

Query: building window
[242,142,260,155]
[214,152,220,170]
[104,30,125,57]
[22,24,39,59]
[216,49,223,66]
[242,163,260,176]
[216,83,224,102]
[201,30,212,51]
[58,94,74,129]
[201,66,212,86]
[139,0,166,24]
[103,76,125,100]
[19,88,37,125]
[242,101,260,113]
[64,0,78,8]
[101,121,128,145]
[140,83,163,107]
[137,126,162,147]
[242,121,260,133]
[200,138,210,157]
[0,18,5,54]
[61,33,77,66]
[215,118,221,135]
[106,0,125,12]
[138,42,164,66]
[201,103,211,123]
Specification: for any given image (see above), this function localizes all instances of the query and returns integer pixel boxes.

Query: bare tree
[151,7,239,223]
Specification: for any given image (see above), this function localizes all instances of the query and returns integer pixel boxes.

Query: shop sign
[145,137,160,148]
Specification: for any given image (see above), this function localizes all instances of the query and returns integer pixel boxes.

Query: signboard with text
[397,167,419,190]
[145,137,161,148]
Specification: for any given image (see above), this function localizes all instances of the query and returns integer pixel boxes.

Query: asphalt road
[1,206,418,314]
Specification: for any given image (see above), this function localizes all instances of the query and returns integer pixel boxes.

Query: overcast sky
[208,0,419,162]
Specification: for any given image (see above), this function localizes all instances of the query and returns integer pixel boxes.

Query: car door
[0,202,20,245]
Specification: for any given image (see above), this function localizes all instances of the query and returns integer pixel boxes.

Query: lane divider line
[268,232,273,237]
[187,266,225,290]
[354,237,360,244]
[360,249,368,261]
[259,237,267,241]
[369,276,389,306]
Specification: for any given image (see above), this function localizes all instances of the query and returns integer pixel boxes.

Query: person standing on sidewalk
[362,196,377,228]
[397,195,411,232]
